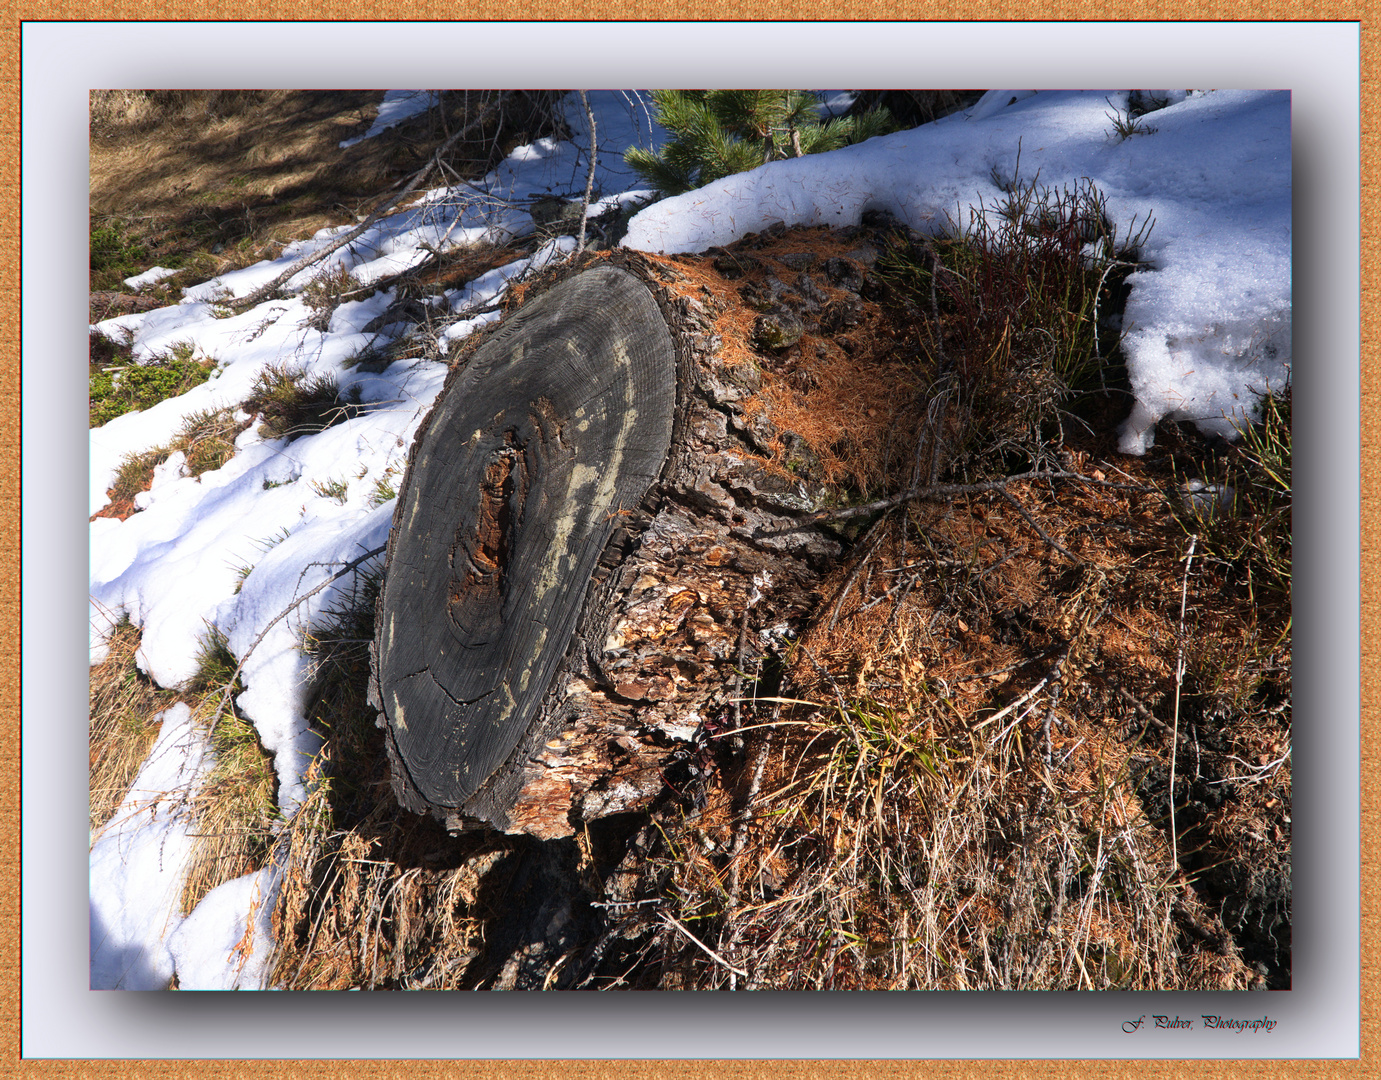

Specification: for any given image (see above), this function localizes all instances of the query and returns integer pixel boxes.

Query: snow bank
[625,89,1291,453]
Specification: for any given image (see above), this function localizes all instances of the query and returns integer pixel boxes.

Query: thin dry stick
[725,722,775,991]
[769,468,1159,531]
[1169,534,1198,872]
[660,913,749,979]
[996,486,1081,564]
[827,517,886,632]
[207,543,387,729]
[575,91,597,255]
[972,647,1071,733]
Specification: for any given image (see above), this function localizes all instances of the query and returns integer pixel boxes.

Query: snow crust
[623,89,1291,453]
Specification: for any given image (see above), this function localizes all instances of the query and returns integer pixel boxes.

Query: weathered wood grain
[373,266,677,820]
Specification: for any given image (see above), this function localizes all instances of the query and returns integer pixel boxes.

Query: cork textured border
[13,14,1366,1077]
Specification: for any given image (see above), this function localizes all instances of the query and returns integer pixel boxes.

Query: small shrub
[874,172,1152,477]
[368,472,398,508]
[102,445,175,517]
[1178,386,1292,605]
[301,263,359,332]
[178,408,242,477]
[185,627,240,695]
[244,364,361,442]
[97,406,247,519]
[1105,97,1159,141]
[625,90,896,197]
[231,527,292,594]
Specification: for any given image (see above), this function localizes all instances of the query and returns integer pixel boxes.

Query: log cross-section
[373,266,677,823]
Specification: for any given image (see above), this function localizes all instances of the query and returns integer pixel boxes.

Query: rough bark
[371,248,847,840]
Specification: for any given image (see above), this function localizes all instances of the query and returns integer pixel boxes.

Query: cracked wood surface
[373,266,676,821]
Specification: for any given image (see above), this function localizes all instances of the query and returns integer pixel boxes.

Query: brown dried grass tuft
[89,614,179,838]
[178,629,280,914]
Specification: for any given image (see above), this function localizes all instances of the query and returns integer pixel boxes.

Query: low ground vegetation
[88,338,217,428]
[243,364,361,443]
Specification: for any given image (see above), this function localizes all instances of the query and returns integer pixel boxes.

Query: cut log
[371,241,885,839]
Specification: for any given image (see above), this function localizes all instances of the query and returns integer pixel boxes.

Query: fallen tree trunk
[370,246,850,839]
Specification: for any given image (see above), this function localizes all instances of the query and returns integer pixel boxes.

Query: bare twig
[576,91,597,255]
[764,468,1159,532]
[827,517,886,631]
[207,543,387,729]
[660,913,748,979]
[1169,533,1197,872]
[973,646,1071,734]
[996,485,1081,565]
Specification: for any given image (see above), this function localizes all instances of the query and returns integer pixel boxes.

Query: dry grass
[90,91,1288,990]
[88,616,279,917]
[91,404,249,521]
[90,89,568,306]
[269,564,512,990]
[89,616,179,838]
[597,463,1268,989]
[243,363,359,443]
[178,629,280,914]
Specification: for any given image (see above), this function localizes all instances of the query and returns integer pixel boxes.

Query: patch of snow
[89,703,211,990]
[339,89,433,149]
[167,866,279,990]
[123,266,180,291]
[624,89,1291,453]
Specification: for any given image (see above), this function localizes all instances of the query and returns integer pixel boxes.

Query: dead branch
[228,96,505,313]
[761,468,1161,534]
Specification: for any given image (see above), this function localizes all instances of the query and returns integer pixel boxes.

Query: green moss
[90,342,217,428]
[90,218,149,289]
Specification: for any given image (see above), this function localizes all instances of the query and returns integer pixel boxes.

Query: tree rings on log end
[373,266,677,828]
